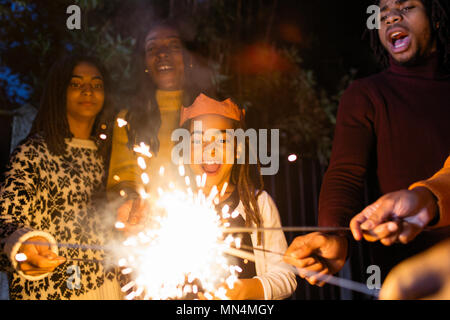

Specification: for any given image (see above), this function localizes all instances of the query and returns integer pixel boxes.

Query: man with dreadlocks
[285,0,450,287]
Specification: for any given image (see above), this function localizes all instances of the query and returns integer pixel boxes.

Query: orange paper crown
[179,93,245,126]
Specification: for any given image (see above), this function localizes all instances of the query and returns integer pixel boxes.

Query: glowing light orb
[288,154,297,162]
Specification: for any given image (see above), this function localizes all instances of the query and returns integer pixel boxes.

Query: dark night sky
[274,0,378,89]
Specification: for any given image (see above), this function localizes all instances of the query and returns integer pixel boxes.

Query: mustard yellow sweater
[410,155,450,228]
[107,90,183,197]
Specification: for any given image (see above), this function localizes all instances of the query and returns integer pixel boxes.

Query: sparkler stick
[1,140,374,299]
[225,243,379,298]
[223,247,256,262]
[3,237,378,298]
[222,226,350,233]
[0,239,108,251]
[60,257,104,264]
[0,239,107,265]
[219,242,378,298]
[291,263,379,298]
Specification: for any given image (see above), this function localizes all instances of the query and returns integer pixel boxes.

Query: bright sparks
[117,118,128,128]
[114,159,241,300]
[137,157,147,170]
[133,142,152,158]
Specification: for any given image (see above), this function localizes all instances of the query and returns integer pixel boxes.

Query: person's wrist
[324,234,348,274]
[412,187,439,225]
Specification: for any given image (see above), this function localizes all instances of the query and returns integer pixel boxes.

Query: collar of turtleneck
[156,90,183,112]
[387,52,446,80]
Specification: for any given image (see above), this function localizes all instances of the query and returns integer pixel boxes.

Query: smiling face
[189,114,236,193]
[144,25,185,91]
[378,0,437,65]
[66,62,104,124]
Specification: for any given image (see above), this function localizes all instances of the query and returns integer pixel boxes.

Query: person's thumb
[28,248,66,268]
[361,200,393,230]
[288,233,324,259]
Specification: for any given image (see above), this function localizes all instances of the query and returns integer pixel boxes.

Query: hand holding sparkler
[284,232,347,286]
[116,197,149,235]
[16,236,66,276]
[350,187,438,246]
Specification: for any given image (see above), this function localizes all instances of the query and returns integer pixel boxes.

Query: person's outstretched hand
[17,236,66,276]
[116,197,148,235]
[350,187,438,246]
[284,232,348,286]
[380,239,450,300]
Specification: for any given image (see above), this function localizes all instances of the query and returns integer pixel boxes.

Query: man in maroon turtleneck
[284,0,450,287]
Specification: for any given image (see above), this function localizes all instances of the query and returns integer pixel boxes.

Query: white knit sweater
[0,135,123,300]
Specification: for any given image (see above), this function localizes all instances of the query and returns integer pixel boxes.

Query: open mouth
[156,64,174,72]
[201,162,221,175]
[389,31,411,53]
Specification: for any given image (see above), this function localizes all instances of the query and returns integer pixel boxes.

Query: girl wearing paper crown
[179,93,297,300]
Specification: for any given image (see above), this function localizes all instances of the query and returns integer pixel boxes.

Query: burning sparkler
[114,143,242,300]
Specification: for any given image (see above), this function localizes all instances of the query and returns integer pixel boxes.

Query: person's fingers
[117,200,134,224]
[298,233,326,258]
[294,258,320,277]
[302,261,326,274]
[316,275,329,287]
[398,222,422,244]
[25,249,65,269]
[361,221,400,243]
[19,262,55,275]
[129,198,149,225]
[128,198,142,225]
[284,256,316,272]
[380,233,399,246]
[20,262,54,272]
[300,261,327,281]
[350,212,368,241]
[306,267,330,286]
[19,236,50,255]
[34,243,62,258]
[285,236,312,260]
[285,233,327,272]
[362,229,382,242]
[360,199,393,230]
[371,222,399,239]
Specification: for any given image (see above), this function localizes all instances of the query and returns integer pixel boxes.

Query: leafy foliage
[1,0,358,162]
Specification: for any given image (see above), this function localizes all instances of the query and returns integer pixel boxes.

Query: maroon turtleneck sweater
[318,53,450,275]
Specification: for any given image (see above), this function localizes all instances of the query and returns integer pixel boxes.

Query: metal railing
[264,158,375,300]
